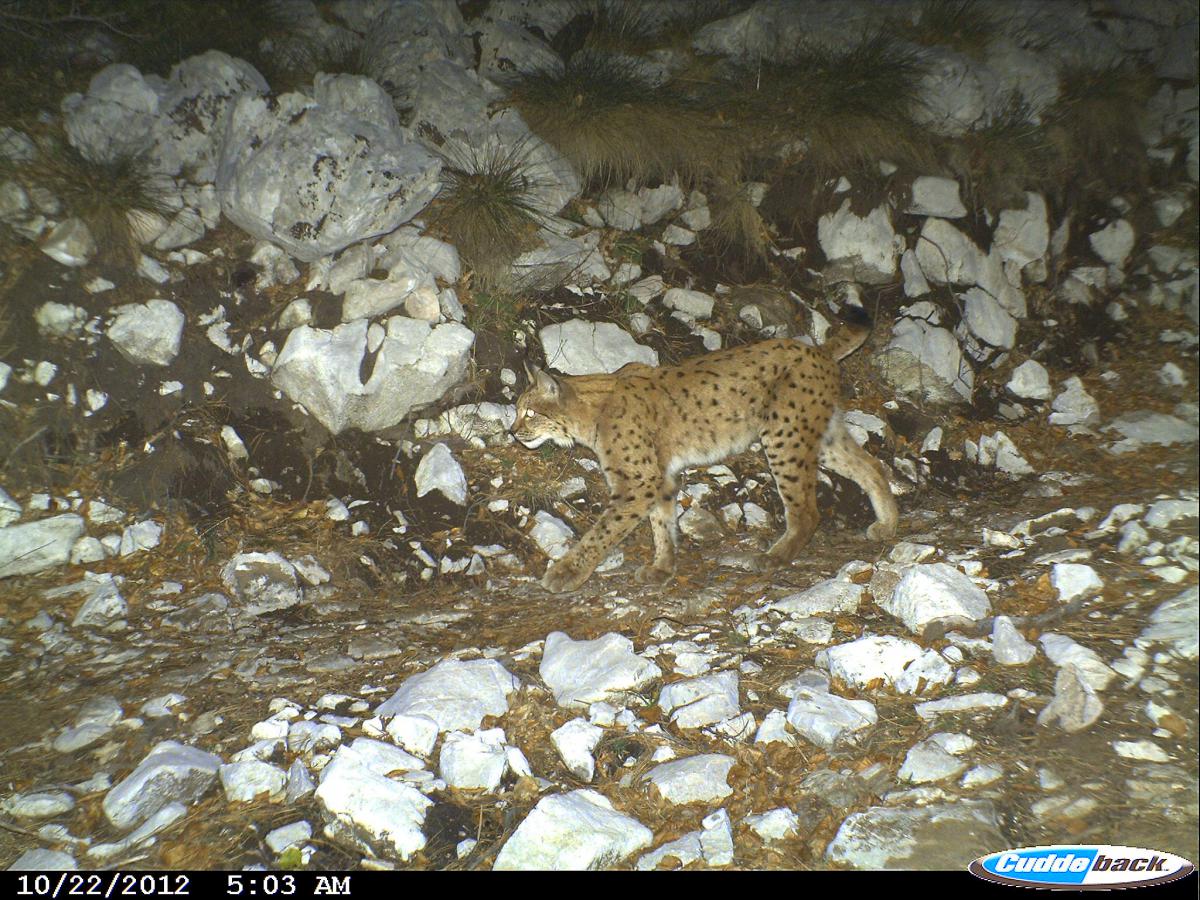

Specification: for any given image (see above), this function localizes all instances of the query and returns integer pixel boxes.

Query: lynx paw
[541,557,591,593]
[634,563,675,585]
[867,521,897,541]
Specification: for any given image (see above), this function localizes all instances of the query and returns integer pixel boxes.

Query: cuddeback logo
[969,845,1195,889]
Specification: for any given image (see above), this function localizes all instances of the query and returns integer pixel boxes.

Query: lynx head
[512,362,575,449]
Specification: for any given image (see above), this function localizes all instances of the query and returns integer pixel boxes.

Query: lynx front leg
[542,488,656,593]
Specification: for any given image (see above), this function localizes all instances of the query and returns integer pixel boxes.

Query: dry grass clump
[896,0,1002,58]
[943,94,1062,210]
[508,51,719,190]
[730,32,934,180]
[13,133,175,265]
[1044,61,1159,198]
[427,136,547,295]
[702,178,774,276]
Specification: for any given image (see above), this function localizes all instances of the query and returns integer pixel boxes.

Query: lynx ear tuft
[523,361,560,398]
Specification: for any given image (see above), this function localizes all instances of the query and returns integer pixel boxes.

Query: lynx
[513,319,899,593]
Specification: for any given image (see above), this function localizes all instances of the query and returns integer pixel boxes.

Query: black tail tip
[836,303,873,329]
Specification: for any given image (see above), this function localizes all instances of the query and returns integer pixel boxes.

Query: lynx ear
[523,361,560,398]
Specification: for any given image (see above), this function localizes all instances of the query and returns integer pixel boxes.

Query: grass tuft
[944,94,1062,210]
[897,0,1001,58]
[1045,61,1158,198]
[702,178,774,276]
[14,134,175,265]
[426,135,548,290]
[732,31,933,178]
[508,50,719,190]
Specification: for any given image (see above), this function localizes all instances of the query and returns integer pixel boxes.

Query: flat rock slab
[102,741,222,830]
[541,631,661,707]
[0,515,85,578]
[374,657,519,733]
[493,789,652,871]
[826,801,1005,869]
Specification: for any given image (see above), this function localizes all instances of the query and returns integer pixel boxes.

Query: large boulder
[216,80,441,262]
[271,317,474,434]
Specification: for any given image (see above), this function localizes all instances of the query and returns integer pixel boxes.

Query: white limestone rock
[374,657,519,734]
[439,728,510,791]
[914,693,1009,720]
[878,312,974,404]
[1040,634,1115,691]
[744,807,801,843]
[219,760,287,802]
[1138,586,1198,660]
[993,193,1050,275]
[906,176,967,218]
[898,733,973,784]
[0,514,85,578]
[818,200,900,283]
[1007,359,1052,401]
[644,754,735,805]
[636,807,734,870]
[770,578,864,616]
[40,218,96,267]
[102,741,221,830]
[820,635,953,694]
[216,85,440,263]
[1104,411,1198,454]
[992,616,1037,665]
[1088,218,1135,268]
[69,572,127,628]
[493,789,652,871]
[314,748,432,861]
[414,443,467,505]
[1051,563,1103,602]
[541,631,661,708]
[2,791,75,820]
[106,299,185,366]
[882,563,990,634]
[551,718,603,782]
[826,801,1003,869]
[529,511,574,560]
[8,848,79,870]
[1036,664,1103,733]
[658,671,740,729]
[271,317,474,435]
[1048,377,1100,427]
[662,288,715,319]
[220,551,302,616]
[539,319,658,375]
[961,287,1018,349]
[786,688,877,750]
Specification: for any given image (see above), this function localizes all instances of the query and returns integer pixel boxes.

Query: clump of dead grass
[1045,61,1159,198]
[896,0,1002,58]
[943,94,1062,210]
[702,177,774,276]
[723,31,934,180]
[508,51,719,190]
[12,133,175,265]
[427,136,548,290]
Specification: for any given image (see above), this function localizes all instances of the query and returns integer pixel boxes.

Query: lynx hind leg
[635,489,678,585]
[819,415,899,541]
[760,429,822,565]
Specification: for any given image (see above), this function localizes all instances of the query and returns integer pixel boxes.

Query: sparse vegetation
[427,135,548,291]
[12,134,175,265]
[508,51,720,190]
[702,177,774,276]
[898,0,1002,58]
[1046,61,1159,198]
[944,94,1062,210]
